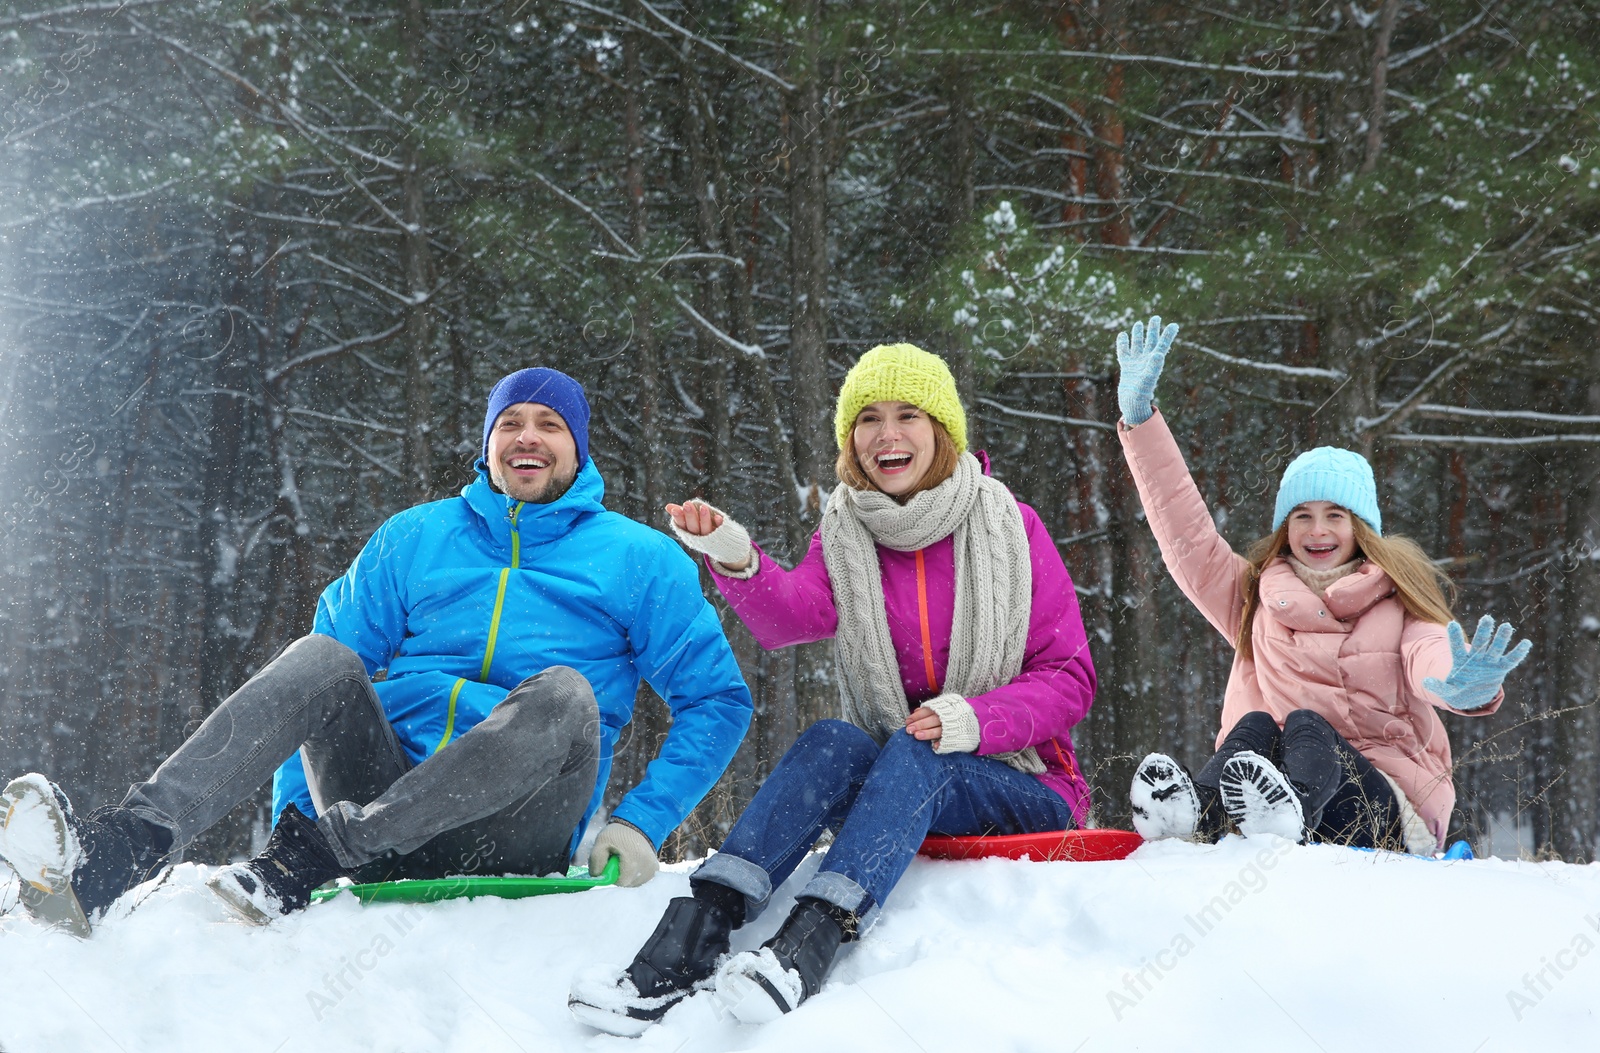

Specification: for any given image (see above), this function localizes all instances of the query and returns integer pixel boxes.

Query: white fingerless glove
[924,693,980,754]
[587,819,659,888]
[669,503,757,578]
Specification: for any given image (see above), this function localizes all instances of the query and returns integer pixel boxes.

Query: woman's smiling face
[852,401,937,497]
[1286,501,1358,567]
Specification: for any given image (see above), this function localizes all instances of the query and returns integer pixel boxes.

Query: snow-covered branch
[975,398,1113,432]
[1389,1,1506,70]
[303,255,415,307]
[1397,405,1600,427]
[526,170,641,261]
[1183,341,1346,382]
[906,48,1347,82]
[1355,317,1520,435]
[0,0,171,29]
[1386,433,1600,447]
[265,320,406,384]
[0,181,180,230]
[622,0,795,94]
[673,295,766,360]
[285,407,407,437]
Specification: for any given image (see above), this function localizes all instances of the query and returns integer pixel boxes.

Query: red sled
[918,828,1143,863]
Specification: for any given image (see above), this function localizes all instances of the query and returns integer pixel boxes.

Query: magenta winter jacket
[707,496,1097,823]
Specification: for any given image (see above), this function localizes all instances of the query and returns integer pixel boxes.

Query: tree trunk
[1553,342,1600,859]
[1090,2,1132,248]
[683,58,733,495]
[623,27,665,518]
[785,2,832,518]
[197,237,253,718]
[946,67,983,451]
[783,1,835,730]
[401,0,434,502]
[1361,0,1402,174]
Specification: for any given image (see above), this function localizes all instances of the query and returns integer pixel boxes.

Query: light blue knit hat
[1272,447,1382,535]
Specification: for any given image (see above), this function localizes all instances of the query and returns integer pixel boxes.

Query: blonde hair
[835,417,961,503]
[1235,515,1455,661]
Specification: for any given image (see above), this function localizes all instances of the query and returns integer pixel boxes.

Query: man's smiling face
[486,402,580,503]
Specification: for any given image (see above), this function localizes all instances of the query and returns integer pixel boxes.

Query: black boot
[0,774,171,936]
[715,897,855,1024]
[70,805,173,917]
[206,803,352,924]
[569,881,743,1036]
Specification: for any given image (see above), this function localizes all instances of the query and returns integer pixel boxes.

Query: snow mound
[3,836,1598,1051]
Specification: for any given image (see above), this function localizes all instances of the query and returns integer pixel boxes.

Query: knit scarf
[820,453,1043,774]
[1286,556,1363,599]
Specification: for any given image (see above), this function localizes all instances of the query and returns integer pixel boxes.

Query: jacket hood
[464,458,607,547]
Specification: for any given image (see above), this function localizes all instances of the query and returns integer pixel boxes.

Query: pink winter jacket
[707,496,1097,823]
[1120,411,1500,847]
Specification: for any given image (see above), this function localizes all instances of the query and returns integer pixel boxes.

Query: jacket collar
[462,459,607,549]
[1259,559,1395,632]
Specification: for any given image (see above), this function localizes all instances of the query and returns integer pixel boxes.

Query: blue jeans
[693,719,1075,927]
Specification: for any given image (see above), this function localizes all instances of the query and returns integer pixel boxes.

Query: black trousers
[1191,709,1404,849]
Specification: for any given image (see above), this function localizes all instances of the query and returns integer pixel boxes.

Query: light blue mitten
[1422,615,1533,711]
[1115,315,1180,427]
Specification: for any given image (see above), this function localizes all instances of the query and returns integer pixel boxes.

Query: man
[0,367,753,934]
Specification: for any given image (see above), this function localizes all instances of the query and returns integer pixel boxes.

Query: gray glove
[588,819,659,888]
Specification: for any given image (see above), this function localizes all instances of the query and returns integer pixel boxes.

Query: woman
[569,343,1096,1033]
[1114,317,1531,852]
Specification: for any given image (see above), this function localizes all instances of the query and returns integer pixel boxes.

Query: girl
[1114,317,1531,852]
[569,343,1097,1033]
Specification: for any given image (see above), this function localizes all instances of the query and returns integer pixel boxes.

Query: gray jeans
[122,634,601,880]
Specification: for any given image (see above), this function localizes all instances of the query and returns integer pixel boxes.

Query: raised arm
[1114,317,1251,642]
[667,500,839,648]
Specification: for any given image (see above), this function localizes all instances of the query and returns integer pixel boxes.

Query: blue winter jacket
[270,459,754,853]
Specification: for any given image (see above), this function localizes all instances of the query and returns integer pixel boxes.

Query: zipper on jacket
[435,678,468,754]
[915,548,939,695]
[1050,739,1076,779]
[435,501,524,756]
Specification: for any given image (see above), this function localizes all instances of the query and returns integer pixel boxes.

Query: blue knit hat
[1272,446,1382,535]
[481,367,591,468]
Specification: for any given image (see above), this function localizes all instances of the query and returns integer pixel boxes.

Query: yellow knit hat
[834,343,968,454]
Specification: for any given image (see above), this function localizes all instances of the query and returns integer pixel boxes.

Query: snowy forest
[1,0,1597,867]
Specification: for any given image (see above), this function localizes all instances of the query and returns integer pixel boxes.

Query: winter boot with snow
[714,897,854,1025]
[1130,753,1201,841]
[1220,751,1305,842]
[0,774,171,937]
[568,883,743,1036]
[207,803,351,924]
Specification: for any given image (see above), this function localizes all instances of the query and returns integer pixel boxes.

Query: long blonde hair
[1235,515,1455,661]
[834,418,961,504]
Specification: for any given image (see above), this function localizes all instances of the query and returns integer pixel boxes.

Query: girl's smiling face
[1286,501,1358,567]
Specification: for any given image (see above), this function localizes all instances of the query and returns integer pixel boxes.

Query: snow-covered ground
[3,835,1598,1052]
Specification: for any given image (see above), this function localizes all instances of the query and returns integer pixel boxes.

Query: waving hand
[1422,615,1533,711]
[1115,315,1180,427]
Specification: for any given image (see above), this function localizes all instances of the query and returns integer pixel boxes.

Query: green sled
[310,856,620,905]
